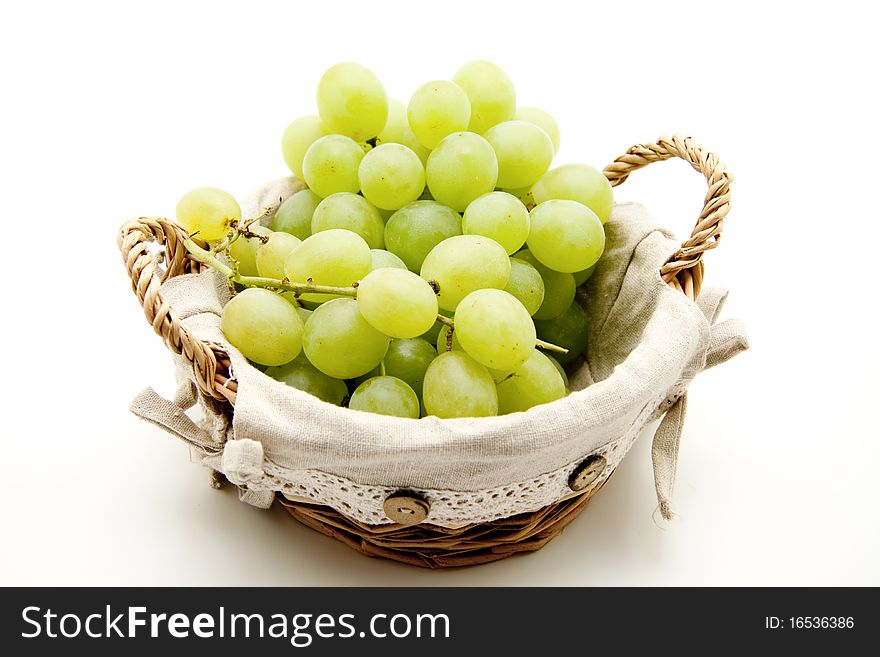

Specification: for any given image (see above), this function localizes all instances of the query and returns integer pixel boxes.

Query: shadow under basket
[120,135,737,569]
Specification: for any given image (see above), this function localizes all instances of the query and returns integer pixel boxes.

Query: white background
[1,0,877,586]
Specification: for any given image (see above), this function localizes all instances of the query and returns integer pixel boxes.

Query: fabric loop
[129,388,219,454]
[652,393,688,520]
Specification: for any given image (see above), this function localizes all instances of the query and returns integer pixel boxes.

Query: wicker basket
[119,135,731,568]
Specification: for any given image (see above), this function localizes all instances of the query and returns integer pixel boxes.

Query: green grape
[420,319,444,345]
[284,229,371,303]
[462,191,529,255]
[176,187,241,242]
[504,257,545,316]
[356,268,439,338]
[420,235,510,311]
[255,231,302,279]
[514,107,560,154]
[546,354,569,390]
[377,98,408,144]
[311,192,385,249]
[271,189,320,240]
[370,249,407,271]
[296,306,313,324]
[573,263,597,287]
[452,60,516,134]
[534,301,588,365]
[280,116,329,179]
[494,349,566,413]
[349,376,419,418]
[265,353,348,405]
[353,366,381,388]
[423,351,498,418]
[382,338,437,397]
[453,289,535,370]
[484,120,554,189]
[221,288,303,366]
[358,143,426,211]
[384,200,462,272]
[228,225,271,276]
[530,164,614,223]
[302,298,391,378]
[528,200,605,273]
[425,132,498,211]
[515,249,576,320]
[316,62,388,142]
[437,324,463,352]
[407,80,471,149]
[302,134,364,198]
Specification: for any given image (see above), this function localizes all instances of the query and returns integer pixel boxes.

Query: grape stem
[183,239,569,354]
[183,238,358,298]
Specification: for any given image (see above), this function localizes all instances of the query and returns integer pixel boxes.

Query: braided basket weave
[119,135,731,568]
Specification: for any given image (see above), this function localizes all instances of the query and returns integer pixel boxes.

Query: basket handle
[117,217,232,404]
[603,135,732,299]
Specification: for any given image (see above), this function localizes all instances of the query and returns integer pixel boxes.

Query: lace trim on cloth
[199,391,664,529]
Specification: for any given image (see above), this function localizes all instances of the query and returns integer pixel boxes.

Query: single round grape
[420,235,510,311]
[221,288,303,366]
[484,120,554,189]
[349,376,419,418]
[302,298,391,378]
[504,257,545,316]
[295,306,313,324]
[437,324,463,352]
[514,107,560,153]
[407,80,471,149]
[422,351,498,418]
[265,353,348,405]
[302,134,364,198]
[384,200,462,272]
[515,249,576,320]
[454,289,535,370]
[534,301,589,365]
[420,319,444,345]
[452,60,516,134]
[370,249,407,271]
[377,98,408,145]
[546,354,569,390]
[271,189,320,240]
[530,164,614,223]
[176,187,241,242]
[280,116,329,179]
[382,338,437,397]
[358,143,426,211]
[573,263,597,287]
[527,200,605,273]
[494,349,566,414]
[316,62,388,142]
[311,192,385,249]
[462,191,529,255]
[356,268,439,338]
[425,132,498,211]
[228,225,271,276]
[284,229,371,303]
[254,231,301,279]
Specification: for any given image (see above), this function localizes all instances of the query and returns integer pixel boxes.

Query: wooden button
[383,493,429,526]
[569,455,607,492]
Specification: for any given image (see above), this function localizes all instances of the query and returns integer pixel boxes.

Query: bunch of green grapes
[173,60,615,419]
